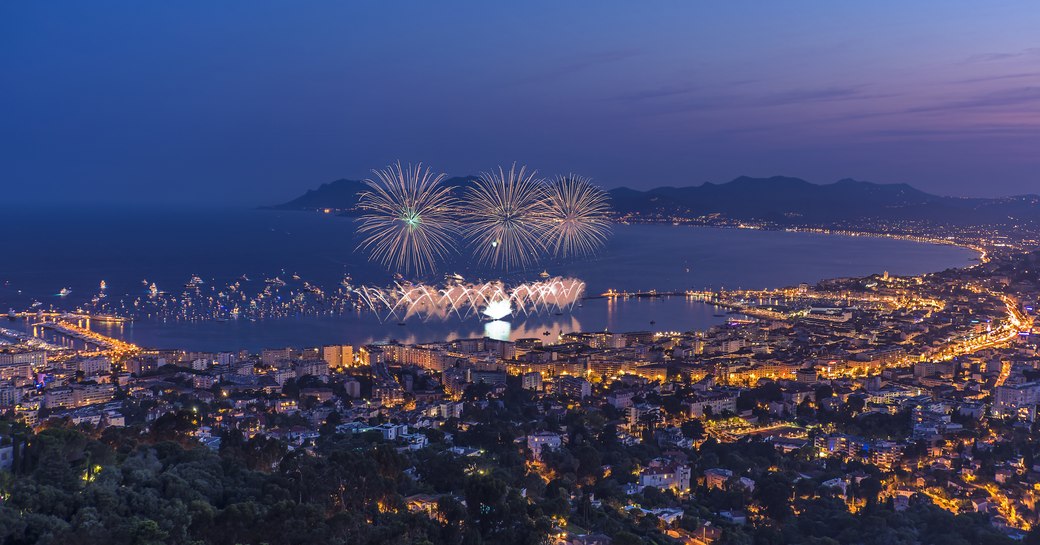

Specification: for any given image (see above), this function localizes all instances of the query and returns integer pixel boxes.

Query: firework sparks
[542,174,612,258]
[354,277,585,321]
[356,162,459,276]
[463,163,549,271]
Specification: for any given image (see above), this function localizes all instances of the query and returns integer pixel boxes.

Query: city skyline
[4,1,1040,205]
[6,5,1040,544]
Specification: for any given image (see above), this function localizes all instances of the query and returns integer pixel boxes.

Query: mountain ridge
[269,175,1040,228]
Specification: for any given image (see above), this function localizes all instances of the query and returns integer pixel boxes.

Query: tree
[681,419,705,440]
[754,473,794,521]
[857,476,882,506]
[613,531,645,545]
[149,410,199,443]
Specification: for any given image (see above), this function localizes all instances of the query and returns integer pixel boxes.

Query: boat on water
[99,280,107,290]
[185,275,204,289]
[58,288,71,297]
[149,283,160,297]
[87,314,132,323]
[6,309,15,320]
[539,270,550,279]
[265,277,286,287]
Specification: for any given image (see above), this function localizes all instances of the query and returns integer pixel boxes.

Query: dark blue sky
[3,2,1039,205]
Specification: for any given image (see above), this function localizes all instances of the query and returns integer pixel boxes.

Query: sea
[0,206,978,351]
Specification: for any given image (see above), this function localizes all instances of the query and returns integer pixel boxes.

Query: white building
[993,381,1040,421]
[639,460,691,493]
[686,391,738,417]
[526,431,563,460]
[521,371,543,391]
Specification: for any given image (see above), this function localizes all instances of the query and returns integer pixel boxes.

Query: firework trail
[356,162,459,276]
[542,174,612,258]
[462,163,549,271]
[354,277,585,321]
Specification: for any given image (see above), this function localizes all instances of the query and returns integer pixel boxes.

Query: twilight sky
[3,1,1039,204]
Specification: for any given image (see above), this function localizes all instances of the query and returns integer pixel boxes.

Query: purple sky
[3,2,1039,204]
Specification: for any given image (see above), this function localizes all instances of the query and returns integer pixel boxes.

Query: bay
[0,206,977,351]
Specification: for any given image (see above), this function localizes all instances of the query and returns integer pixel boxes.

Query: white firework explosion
[542,174,612,258]
[462,163,549,271]
[356,162,459,276]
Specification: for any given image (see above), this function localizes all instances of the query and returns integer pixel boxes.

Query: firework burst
[354,277,585,321]
[463,163,548,270]
[542,174,612,258]
[356,162,459,276]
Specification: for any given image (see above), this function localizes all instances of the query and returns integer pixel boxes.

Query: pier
[9,311,131,324]
[32,320,139,358]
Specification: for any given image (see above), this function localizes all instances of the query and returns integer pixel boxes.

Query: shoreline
[3,216,987,351]
[613,217,991,265]
[269,206,995,263]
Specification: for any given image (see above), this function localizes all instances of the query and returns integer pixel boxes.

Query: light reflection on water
[483,314,585,343]
[4,297,711,351]
[65,296,717,351]
[0,207,977,351]
[484,320,511,342]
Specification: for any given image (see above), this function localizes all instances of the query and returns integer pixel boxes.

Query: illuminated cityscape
[3,3,1040,545]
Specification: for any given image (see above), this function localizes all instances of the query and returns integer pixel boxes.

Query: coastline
[613,217,992,265]
[2,211,985,351]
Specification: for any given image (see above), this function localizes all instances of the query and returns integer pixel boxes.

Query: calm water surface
[0,206,977,351]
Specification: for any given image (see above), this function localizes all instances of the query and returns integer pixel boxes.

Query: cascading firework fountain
[353,277,585,321]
